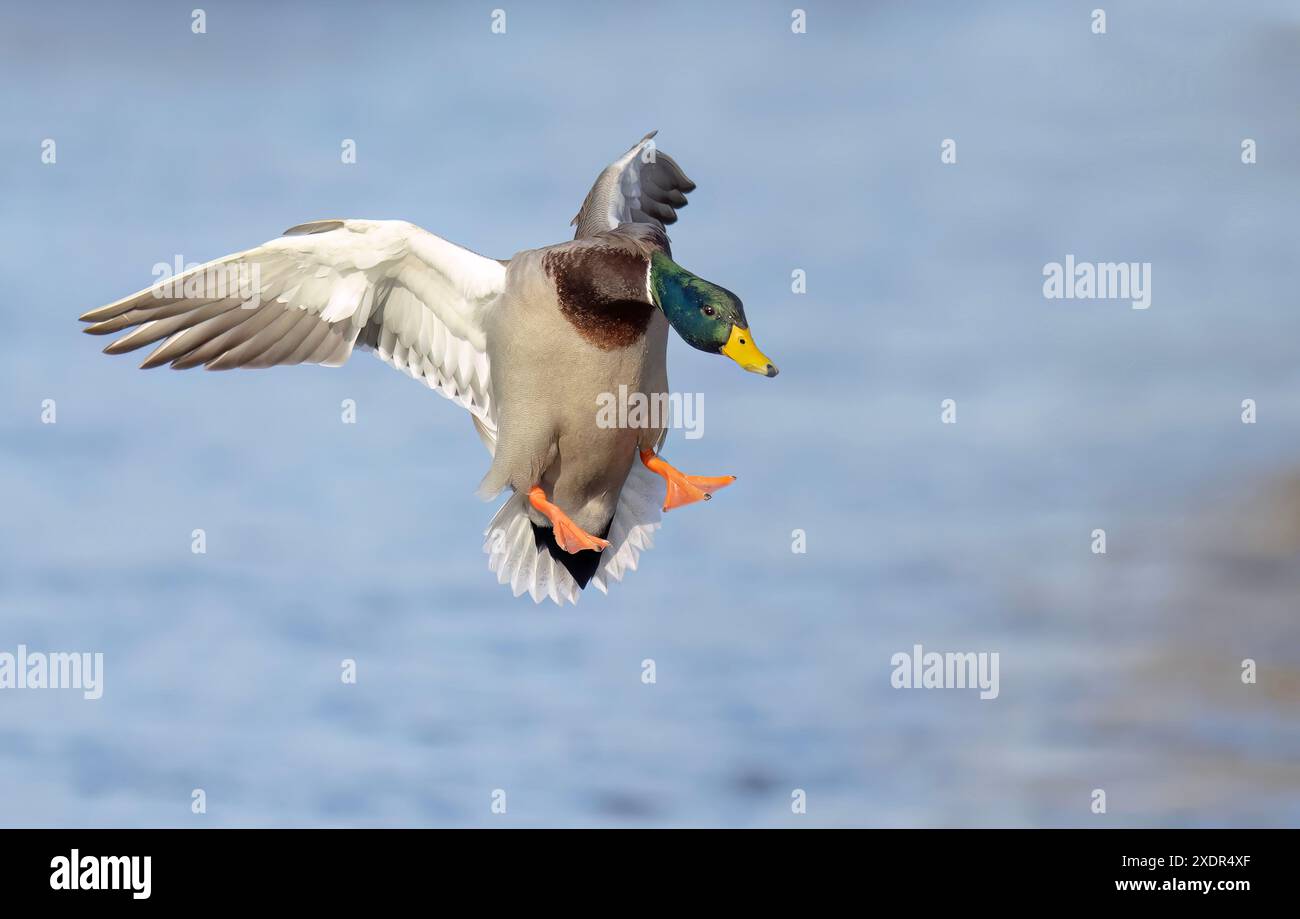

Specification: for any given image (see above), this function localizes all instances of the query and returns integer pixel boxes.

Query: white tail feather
[482,461,663,606]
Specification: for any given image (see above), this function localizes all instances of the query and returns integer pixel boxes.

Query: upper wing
[570,131,697,239]
[79,219,505,426]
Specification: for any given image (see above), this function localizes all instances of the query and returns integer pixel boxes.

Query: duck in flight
[79,132,778,605]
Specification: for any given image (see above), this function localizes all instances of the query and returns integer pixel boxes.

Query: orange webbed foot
[527,486,610,554]
[639,450,736,511]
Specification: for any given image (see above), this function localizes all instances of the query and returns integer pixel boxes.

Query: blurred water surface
[1,1,1298,826]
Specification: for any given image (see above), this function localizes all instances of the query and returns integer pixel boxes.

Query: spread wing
[570,131,697,239]
[79,219,505,427]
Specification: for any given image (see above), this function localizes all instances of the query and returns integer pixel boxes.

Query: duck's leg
[527,485,611,554]
[639,449,736,512]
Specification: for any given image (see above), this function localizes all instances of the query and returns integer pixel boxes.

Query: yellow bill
[720,325,778,377]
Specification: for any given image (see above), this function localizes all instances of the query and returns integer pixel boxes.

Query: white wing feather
[80,219,504,429]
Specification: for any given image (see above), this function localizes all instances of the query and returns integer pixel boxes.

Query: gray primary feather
[570,131,697,239]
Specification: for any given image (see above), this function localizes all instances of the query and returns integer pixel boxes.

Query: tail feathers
[483,461,663,606]
[484,493,580,604]
[531,522,606,589]
[589,461,662,594]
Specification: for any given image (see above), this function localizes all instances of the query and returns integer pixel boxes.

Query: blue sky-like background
[2,0,1299,826]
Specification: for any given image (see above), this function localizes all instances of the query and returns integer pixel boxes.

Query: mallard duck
[79,132,777,605]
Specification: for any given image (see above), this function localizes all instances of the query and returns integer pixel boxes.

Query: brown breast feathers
[543,244,655,350]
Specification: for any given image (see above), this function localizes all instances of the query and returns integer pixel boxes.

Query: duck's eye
[702,305,715,317]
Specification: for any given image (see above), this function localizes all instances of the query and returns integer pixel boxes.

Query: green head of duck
[649,250,778,377]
